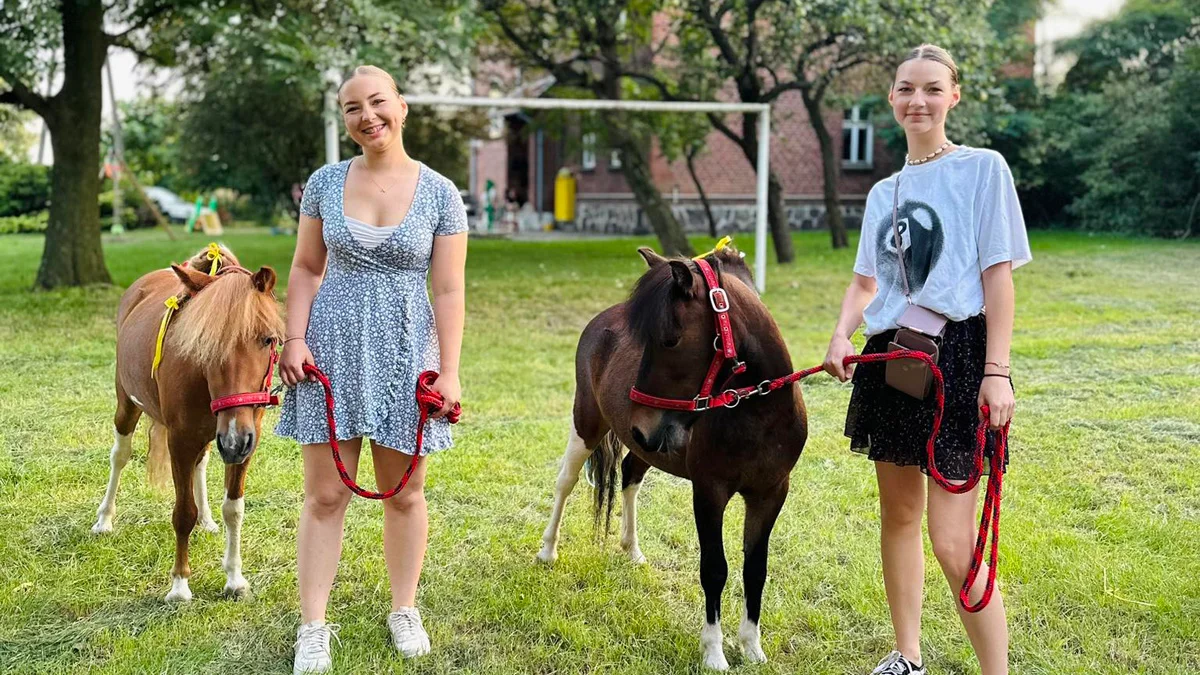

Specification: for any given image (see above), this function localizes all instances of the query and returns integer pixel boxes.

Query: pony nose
[216,429,255,464]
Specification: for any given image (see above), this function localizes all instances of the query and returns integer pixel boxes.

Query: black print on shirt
[875,199,944,294]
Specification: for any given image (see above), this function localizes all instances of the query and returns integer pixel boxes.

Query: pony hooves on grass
[90,518,113,534]
[702,650,730,671]
[197,518,220,534]
[223,578,250,599]
[534,546,558,564]
[164,576,193,603]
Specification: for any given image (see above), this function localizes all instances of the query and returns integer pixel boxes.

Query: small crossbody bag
[886,174,949,399]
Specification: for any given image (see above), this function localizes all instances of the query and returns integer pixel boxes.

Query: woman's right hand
[823,335,858,382]
[280,339,316,387]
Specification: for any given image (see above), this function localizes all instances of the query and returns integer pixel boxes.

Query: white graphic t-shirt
[853,146,1032,337]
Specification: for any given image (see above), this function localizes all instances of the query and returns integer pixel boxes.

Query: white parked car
[142,186,196,223]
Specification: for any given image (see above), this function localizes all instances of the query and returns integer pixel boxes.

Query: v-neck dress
[276,159,468,454]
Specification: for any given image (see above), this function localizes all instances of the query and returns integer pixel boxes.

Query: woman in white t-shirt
[823,45,1030,675]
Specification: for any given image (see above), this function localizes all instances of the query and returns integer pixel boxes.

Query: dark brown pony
[92,245,283,602]
[536,244,807,670]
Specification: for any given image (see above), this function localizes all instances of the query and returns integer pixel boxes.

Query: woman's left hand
[977,376,1015,430]
[429,372,461,419]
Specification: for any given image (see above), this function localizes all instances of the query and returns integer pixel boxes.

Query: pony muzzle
[630,411,693,455]
[215,417,256,464]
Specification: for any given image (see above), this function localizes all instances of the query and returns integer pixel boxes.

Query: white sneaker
[387,607,431,658]
[294,621,339,674]
[871,650,925,674]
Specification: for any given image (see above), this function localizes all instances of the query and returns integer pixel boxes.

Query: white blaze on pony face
[92,428,134,534]
[222,496,249,598]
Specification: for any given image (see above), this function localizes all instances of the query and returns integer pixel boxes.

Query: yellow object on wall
[554,168,576,224]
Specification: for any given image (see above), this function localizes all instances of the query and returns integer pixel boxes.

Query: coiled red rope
[301,363,461,500]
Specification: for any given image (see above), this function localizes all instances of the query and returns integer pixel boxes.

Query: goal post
[403,95,772,293]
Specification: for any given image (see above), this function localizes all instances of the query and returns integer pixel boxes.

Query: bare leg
[876,462,927,665]
[371,441,428,610]
[297,438,361,623]
[928,477,1009,675]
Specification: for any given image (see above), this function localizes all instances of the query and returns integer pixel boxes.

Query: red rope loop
[302,364,461,500]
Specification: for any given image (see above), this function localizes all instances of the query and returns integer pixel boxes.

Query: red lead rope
[630,349,1008,612]
[301,363,461,500]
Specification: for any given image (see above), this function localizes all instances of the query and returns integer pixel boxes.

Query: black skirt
[844,314,1008,481]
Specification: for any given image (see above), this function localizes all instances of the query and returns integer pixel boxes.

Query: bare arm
[279,214,328,386]
[428,231,467,416]
[823,273,878,381]
[979,261,1016,428]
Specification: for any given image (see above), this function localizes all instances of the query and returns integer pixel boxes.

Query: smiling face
[338,72,407,152]
[888,57,961,136]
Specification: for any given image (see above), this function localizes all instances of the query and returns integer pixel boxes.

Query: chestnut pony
[92,245,283,602]
[537,244,807,670]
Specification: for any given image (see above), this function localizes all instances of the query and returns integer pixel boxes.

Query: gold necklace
[905,140,953,166]
[358,159,412,193]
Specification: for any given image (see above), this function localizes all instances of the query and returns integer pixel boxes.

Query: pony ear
[637,246,667,268]
[171,264,215,293]
[252,266,277,294]
[668,260,694,296]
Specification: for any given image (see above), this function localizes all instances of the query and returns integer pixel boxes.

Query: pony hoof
[165,577,193,603]
[223,579,250,599]
[198,519,220,534]
[91,519,113,534]
[627,548,647,565]
[702,650,730,671]
[741,642,767,664]
[535,546,558,564]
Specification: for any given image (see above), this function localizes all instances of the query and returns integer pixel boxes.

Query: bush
[99,185,159,229]
[0,211,49,234]
[0,161,51,217]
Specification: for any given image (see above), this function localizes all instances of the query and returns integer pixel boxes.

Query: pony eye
[261,337,274,347]
[660,337,681,349]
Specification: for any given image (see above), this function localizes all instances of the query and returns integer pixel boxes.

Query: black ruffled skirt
[845,314,1008,481]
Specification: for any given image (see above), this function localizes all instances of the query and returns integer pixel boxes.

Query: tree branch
[706,111,744,146]
[762,79,810,103]
[695,0,742,70]
[108,34,158,63]
[105,0,175,41]
[0,68,52,118]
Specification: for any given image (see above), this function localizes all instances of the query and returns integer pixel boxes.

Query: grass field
[0,229,1197,674]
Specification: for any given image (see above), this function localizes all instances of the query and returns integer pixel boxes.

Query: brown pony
[92,245,283,602]
[536,244,807,670]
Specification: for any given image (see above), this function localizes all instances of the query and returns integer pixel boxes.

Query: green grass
[0,228,1197,674]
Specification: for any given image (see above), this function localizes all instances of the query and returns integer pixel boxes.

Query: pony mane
[167,268,284,367]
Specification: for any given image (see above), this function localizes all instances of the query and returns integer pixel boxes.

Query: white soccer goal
[402,95,773,294]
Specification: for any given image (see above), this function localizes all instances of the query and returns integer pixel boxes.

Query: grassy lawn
[0,228,1197,674]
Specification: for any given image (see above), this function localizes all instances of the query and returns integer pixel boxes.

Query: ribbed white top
[345,215,398,249]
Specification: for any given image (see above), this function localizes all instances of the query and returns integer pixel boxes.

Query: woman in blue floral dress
[276,65,468,674]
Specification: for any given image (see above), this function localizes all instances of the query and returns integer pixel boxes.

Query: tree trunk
[801,91,849,249]
[685,146,718,239]
[737,111,795,263]
[35,0,111,288]
[607,118,694,257]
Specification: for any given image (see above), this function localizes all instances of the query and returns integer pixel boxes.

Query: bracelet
[284,337,306,344]
[982,373,1011,380]
[985,361,1010,370]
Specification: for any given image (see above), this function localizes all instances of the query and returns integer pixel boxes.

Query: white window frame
[609,148,622,169]
[581,132,597,171]
[843,105,874,170]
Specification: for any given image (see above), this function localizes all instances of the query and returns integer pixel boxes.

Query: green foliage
[102,97,186,192]
[0,158,50,216]
[0,209,47,234]
[0,103,38,162]
[1059,0,1200,94]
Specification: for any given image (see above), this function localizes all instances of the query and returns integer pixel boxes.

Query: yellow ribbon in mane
[151,295,181,380]
[693,235,733,261]
[206,242,222,275]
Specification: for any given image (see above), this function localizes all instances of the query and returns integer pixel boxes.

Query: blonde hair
[897,44,960,87]
[336,65,402,104]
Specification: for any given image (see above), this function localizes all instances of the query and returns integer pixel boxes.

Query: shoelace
[295,623,340,661]
[388,610,423,639]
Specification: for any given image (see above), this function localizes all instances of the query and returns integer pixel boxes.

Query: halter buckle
[693,395,711,412]
[721,389,741,408]
[709,288,730,313]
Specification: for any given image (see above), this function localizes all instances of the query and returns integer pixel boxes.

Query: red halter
[628,258,746,411]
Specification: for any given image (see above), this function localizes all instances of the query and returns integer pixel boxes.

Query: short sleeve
[300,166,327,219]
[854,182,887,278]
[976,159,1032,272]
[436,181,469,236]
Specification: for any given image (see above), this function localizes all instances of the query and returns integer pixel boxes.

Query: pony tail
[590,431,621,537]
[146,420,171,489]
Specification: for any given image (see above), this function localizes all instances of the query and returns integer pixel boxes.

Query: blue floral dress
[276,159,468,454]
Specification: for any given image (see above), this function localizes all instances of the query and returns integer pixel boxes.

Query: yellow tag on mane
[151,295,181,379]
[693,236,733,260]
[206,242,221,275]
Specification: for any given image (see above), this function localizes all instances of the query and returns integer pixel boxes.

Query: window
[609,149,622,169]
[842,105,874,170]
[581,132,597,171]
